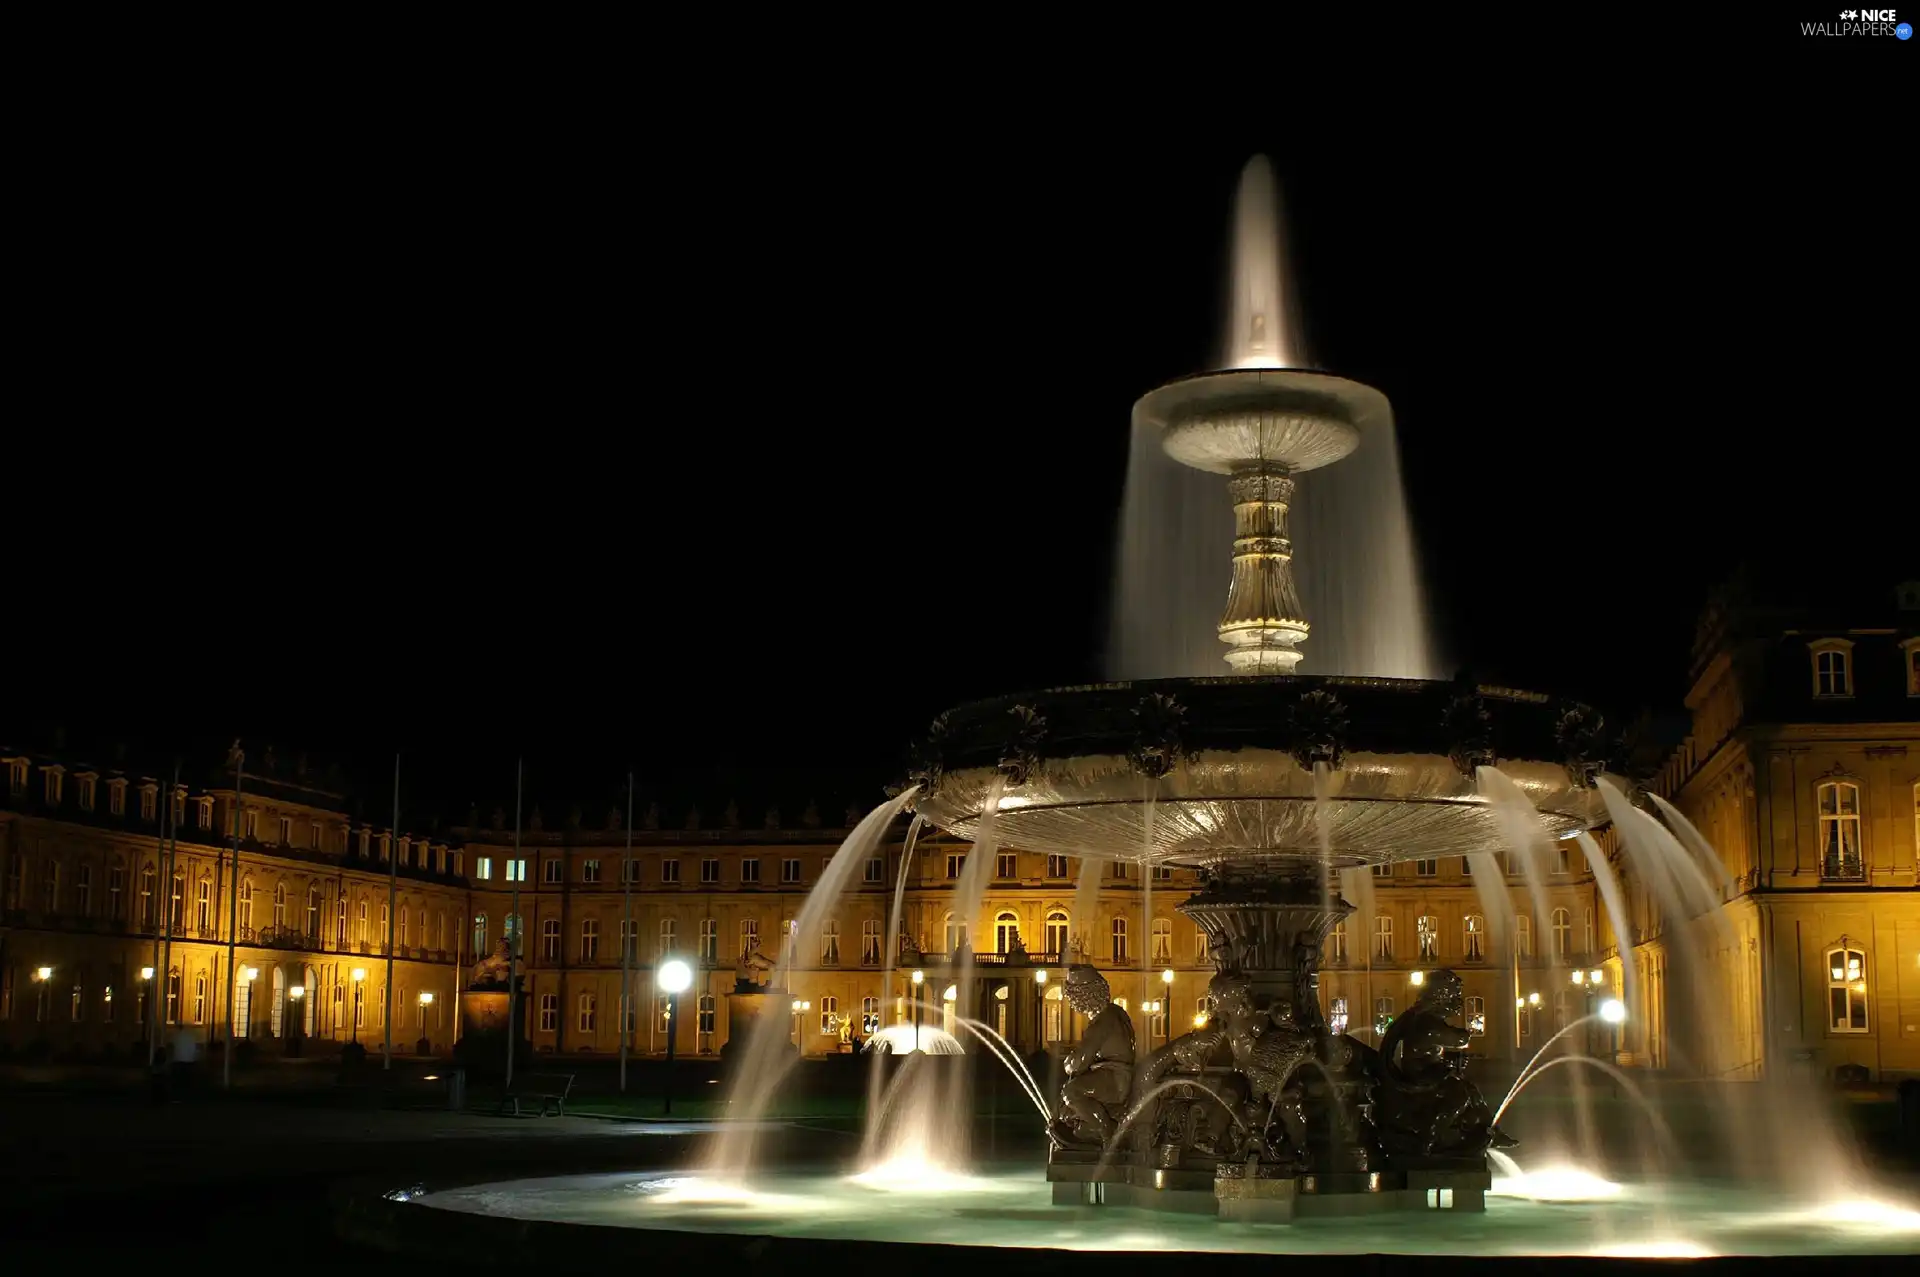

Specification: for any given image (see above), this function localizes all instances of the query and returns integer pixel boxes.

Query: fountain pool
[399,1164,1920,1258]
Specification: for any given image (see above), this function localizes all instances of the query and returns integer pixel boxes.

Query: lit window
[475,856,493,880]
[821,920,840,965]
[1110,916,1128,963]
[1465,995,1485,1035]
[1826,944,1868,1034]
[1373,914,1393,961]
[1045,911,1070,957]
[861,996,879,1035]
[861,919,881,965]
[506,859,526,882]
[995,911,1020,954]
[1328,997,1349,1035]
[1810,640,1853,698]
[1551,908,1571,958]
[1373,996,1394,1035]
[1818,781,1864,881]
[819,995,839,1034]
[1417,915,1438,961]
[1151,917,1173,962]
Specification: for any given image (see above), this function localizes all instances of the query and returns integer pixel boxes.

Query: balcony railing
[1821,856,1867,884]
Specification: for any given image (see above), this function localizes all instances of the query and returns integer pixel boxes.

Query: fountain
[356,155,1920,1261]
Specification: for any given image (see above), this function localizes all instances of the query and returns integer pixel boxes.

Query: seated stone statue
[1242,998,1316,1168]
[1371,968,1512,1160]
[469,937,513,990]
[1048,967,1136,1148]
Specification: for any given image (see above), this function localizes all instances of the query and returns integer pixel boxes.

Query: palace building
[3,576,1915,1080]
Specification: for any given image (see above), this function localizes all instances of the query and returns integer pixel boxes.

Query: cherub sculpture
[1048,966,1136,1148]
[1371,968,1513,1159]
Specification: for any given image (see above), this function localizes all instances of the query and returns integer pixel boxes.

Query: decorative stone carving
[643,802,661,831]
[723,801,741,829]
[801,799,822,829]
[1441,678,1495,779]
[606,807,622,831]
[1288,689,1349,773]
[1555,703,1606,789]
[684,805,701,831]
[529,807,544,833]
[1370,969,1512,1162]
[1129,692,1196,780]
[998,704,1049,787]
[1049,967,1136,1148]
[491,807,506,832]
[468,938,514,991]
[901,713,951,799]
[764,806,781,829]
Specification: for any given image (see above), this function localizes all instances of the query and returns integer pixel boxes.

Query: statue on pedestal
[469,938,514,991]
[1371,968,1513,1161]
[1048,967,1136,1148]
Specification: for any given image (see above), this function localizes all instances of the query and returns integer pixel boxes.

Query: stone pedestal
[1177,868,1349,1014]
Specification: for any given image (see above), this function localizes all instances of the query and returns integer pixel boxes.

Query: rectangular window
[862,919,881,965]
[740,918,759,957]
[701,858,720,884]
[506,859,526,882]
[1828,947,1869,1033]
[108,865,124,919]
[277,817,291,845]
[476,856,494,880]
[1373,915,1393,961]
[661,858,680,884]
[781,858,801,884]
[108,780,125,816]
[539,994,558,1032]
[700,918,718,963]
[1465,995,1485,1035]
[698,994,716,1035]
[75,864,92,916]
[864,857,884,884]
[1328,997,1349,1035]
[1046,855,1069,878]
[580,920,600,962]
[543,858,564,884]
[140,787,157,821]
[581,859,601,884]
[622,858,640,884]
[996,852,1017,879]
[1814,647,1852,697]
[739,858,759,884]
[1461,856,1473,877]
[1414,858,1437,877]
[946,854,962,879]
[1372,862,1391,878]
[79,776,96,812]
[578,993,597,1033]
[542,919,560,961]
[244,810,258,840]
[1154,864,1172,881]
[1417,915,1439,961]
[1818,782,1864,881]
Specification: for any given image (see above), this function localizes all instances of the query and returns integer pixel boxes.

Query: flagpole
[157,765,180,1052]
[620,770,634,1092]
[383,753,399,1069]
[222,744,244,1090]
[505,759,522,1087]
[145,761,176,1068]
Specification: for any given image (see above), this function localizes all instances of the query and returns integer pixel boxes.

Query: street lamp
[417,990,435,1056]
[1410,969,1426,987]
[791,998,811,1054]
[910,969,924,1053]
[656,959,692,1114]
[35,966,52,981]
[288,984,305,1056]
[1600,998,1627,1025]
[350,968,367,1045]
[1034,968,1048,1051]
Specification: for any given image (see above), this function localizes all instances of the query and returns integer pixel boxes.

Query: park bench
[497,1072,576,1117]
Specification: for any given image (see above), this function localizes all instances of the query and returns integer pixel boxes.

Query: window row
[1808,638,1920,699]
[1323,908,1593,963]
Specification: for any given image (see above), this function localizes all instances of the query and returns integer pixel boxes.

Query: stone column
[1177,866,1350,1014]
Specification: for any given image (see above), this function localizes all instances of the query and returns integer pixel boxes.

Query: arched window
[165,968,181,1024]
[472,913,488,956]
[943,913,965,954]
[272,883,287,928]
[819,994,839,1034]
[140,866,157,927]
[335,896,347,946]
[1515,914,1532,958]
[237,879,254,931]
[1151,917,1172,963]
[1373,914,1393,961]
[995,911,1020,954]
[861,996,879,1034]
[1464,915,1486,962]
[1818,781,1864,880]
[399,905,410,948]
[1827,944,1868,1033]
[356,899,369,946]
[1045,910,1070,958]
[193,971,208,1024]
[1111,916,1128,963]
[270,968,286,1038]
[1550,908,1571,958]
[1045,984,1064,1041]
[1810,640,1853,698]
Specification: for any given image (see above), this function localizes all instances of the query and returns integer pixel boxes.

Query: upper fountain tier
[901,676,1616,869]
[1133,367,1383,477]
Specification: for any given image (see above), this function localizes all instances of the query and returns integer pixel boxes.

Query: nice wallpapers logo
[1802,7,1913,35]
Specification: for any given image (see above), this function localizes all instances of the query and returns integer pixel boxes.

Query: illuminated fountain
[366,156,1920,1260]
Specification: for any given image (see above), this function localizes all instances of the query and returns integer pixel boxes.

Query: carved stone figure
[1243,1000,1316,1168]
[1048,967,1135,1148]
[733,949,778,990]
[469,938,514,990]
[998,705,1048,787]
[1288,688,1350,772]
[1371,968,1513,1161]
[1129,691,1196,780]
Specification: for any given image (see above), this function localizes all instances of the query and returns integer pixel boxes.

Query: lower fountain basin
[385,1166,1920,1259]
[905,676,1616,866]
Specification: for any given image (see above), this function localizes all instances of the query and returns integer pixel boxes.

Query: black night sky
[12,100,1912,827]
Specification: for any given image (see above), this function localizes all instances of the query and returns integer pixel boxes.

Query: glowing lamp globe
[657,959,692,995]
[1600,998,1627,1025]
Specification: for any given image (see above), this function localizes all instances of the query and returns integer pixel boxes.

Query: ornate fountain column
[1178,866,1349,1013]
[1219,468,1308,674]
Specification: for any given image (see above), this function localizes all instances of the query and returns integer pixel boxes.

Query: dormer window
[1809,639,1854,698]
[139,784,157,822]
[278,817,292,845]
[311,821,323,850]
[196,798,213,830]
[44,766,65,806]
[172,790,186,827]
[358,830,370,858]
[78,774,97,812]
[6,759,26,795]
[1903,638,1920,697]
[108,778,127,816]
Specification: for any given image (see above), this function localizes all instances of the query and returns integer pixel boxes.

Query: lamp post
[417,990,435,1056]
[656,959,691,1115]
[350,968,367,1046]
[139,967,154,1044]
[239,966,258,1044]
[288,984,305,1056]
[33,966,51,1024]
[791,998,811,1056]
[910,969,924,1053]
[1034,968,1048,1052]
